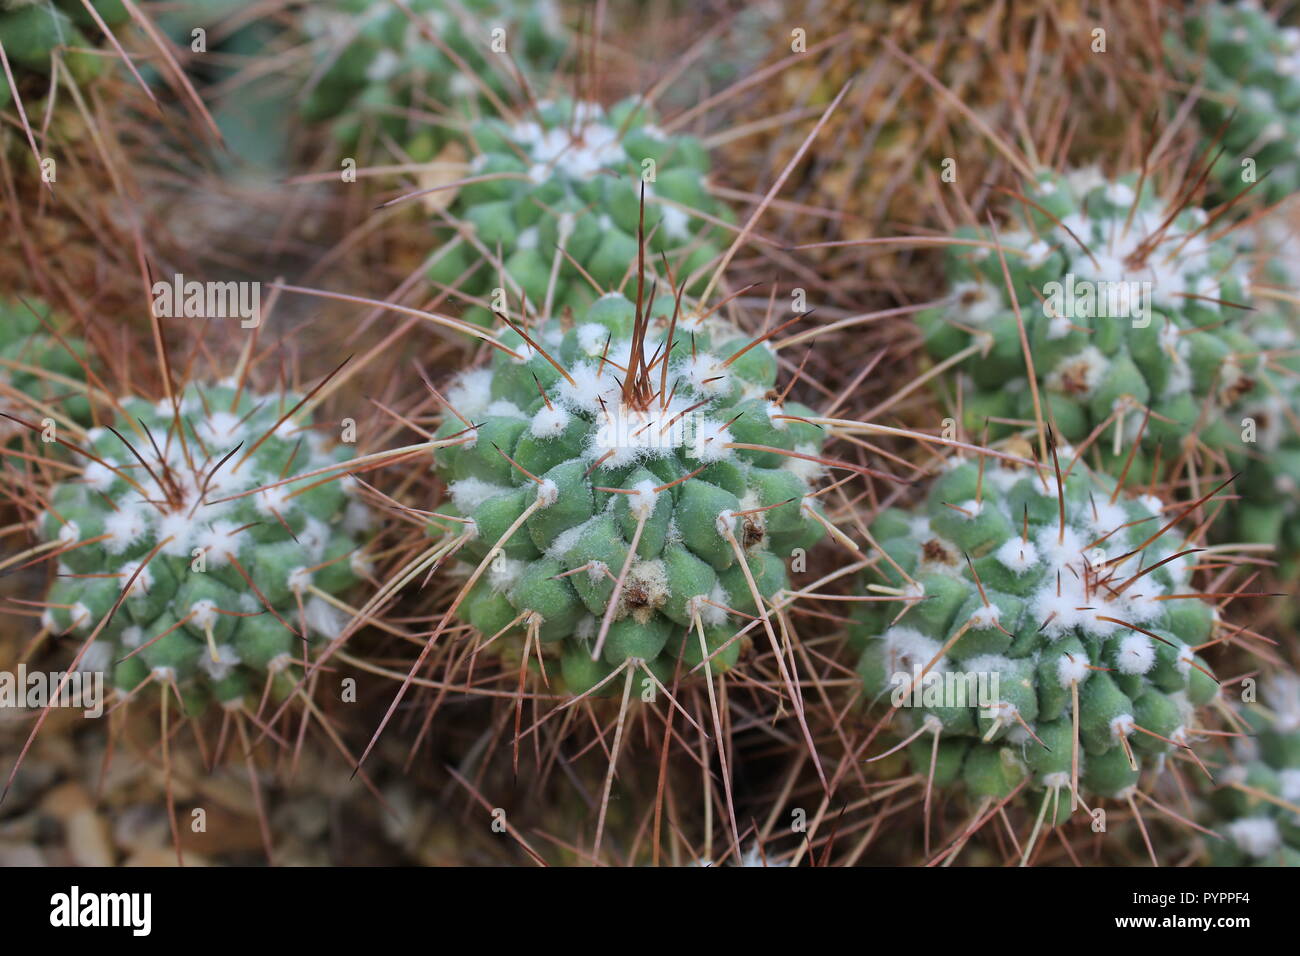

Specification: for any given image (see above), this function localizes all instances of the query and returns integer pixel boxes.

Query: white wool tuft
[1226,818,1281,858]
[691,419,734,463]
[1055,650,1090,687]
[196,520,240,567]
[627,479,659,521]
[104,507,150,555]
[448,478,511,513]
[994,537,1039,573]
[83,461,117,492]
[446,369,494,420]
[287,566,313,595]
[189,598,219,630]
[1115,633,1155,675]
[968,604,1001,629]
[530,402,571,439]
[535,479,559,508]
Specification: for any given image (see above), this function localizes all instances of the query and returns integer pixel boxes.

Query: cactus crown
[853,449,1221,816]
[39,380,373,712]
[432,96,729,324]
[432,289,828,693]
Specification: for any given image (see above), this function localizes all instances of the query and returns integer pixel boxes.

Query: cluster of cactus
[431,290,827,693]
[851,453,1221,818]
[0,296,89,440]
[39,380,373,713]
[1205,675,1300,865]
[299,0,567,157]
[918,168,1300,559]
[431,96,731,322]
[0,0,128,116]
[1166,0,1300,203]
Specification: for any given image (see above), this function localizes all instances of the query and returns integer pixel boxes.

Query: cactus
[1166,0,1300,204]
[0,295,90,441]
[0,0,129,117]
[431,96,731,323]
[1205,675,1300,865]
[299,0,567,158]
[37,380,373,713]
[429,289,828,695]
[915,167,1300,564]
[851,450,1223,834]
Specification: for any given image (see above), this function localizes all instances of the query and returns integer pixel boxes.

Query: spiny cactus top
[921,169,1264,474]
[431,291,827,694]
[431,97,730,323]
[852,451,1221,817]
[299,0,566,153]
[1207,675,1300,865]
[1167,0,1300,203]
[0,0,129,114]
[40,381,373,713]
[0,296,89,440]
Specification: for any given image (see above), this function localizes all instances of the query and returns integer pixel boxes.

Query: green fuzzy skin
[299,0,566,155]
[918,167,1300,563]
[38,382,373,712]
[432,96,732,320]
[1165,2,1300,204]
[851,457,1222,818]
[1206,676,1300,866]
[431,291,827,696]
[0,296,91,437]
[0,1,129,115]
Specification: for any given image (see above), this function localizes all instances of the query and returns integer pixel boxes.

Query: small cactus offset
[0,296,89,441]
[299,0,567,156]
[1206,676,1300,866]
[852,451,1222,830]
[37,380,373,713]
[431,96,731,323]
[430,290,827,694]
[1166,0,1300,203]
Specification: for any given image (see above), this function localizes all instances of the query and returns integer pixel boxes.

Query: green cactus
[38,380,374,713]
[1166,1,1300,204]
[1205,675,1300,866]
[299,0,567,158]
[0,0,129,116]
[918,168,1300,555]
[432,96,732,323]
[851,453,1223,825]
[429,290,828,695]
[0,295,90,439]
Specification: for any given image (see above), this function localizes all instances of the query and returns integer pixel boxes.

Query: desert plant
[851,449,1228,860]
[1166,0,1300,204]
[34,379,374,713]
[427,96,732,324]
[427,287,827,694]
